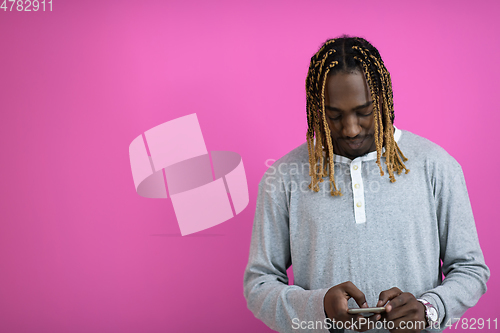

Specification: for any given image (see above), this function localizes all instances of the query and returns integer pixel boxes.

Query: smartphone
[347,307,386,314]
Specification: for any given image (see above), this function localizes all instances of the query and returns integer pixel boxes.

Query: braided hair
[306,35,409,196]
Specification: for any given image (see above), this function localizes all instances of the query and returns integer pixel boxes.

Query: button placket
[350,160,366,223]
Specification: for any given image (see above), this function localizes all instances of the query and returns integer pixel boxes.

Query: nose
[341,114,362,138]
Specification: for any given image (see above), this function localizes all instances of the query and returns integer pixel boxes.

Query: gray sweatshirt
[243,128,489,333]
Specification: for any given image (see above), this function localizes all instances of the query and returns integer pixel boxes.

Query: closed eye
[359,110,373,117]
[328,110,373,121]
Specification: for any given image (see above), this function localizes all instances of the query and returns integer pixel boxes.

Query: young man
[243,36,489,333]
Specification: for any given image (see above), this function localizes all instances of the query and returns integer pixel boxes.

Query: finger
[386,294,424,327]
[355,313,382,332]
[367,313,382,321]
[341,281,368,308]
[385,294,412,320]
[377,287,402,309]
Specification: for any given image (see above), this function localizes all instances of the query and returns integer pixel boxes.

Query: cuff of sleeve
[282,286,333,331]
[318,287,332,316]
[419,292,446,330]
[316,287,333,332]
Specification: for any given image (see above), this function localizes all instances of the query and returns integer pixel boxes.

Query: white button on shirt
[350,159,366,223]
[316,126,402,224]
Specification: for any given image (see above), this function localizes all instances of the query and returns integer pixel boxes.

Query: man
[243,35,490,333]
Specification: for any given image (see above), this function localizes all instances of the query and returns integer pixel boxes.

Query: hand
[377,287,427,333]
[324,281,380,332]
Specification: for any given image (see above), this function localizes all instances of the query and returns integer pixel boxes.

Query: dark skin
[323,69,377,159]
[322,70,427,332]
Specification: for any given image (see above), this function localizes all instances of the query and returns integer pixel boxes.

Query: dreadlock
[305,35,409,196]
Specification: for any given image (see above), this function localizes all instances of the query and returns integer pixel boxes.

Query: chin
[346,148,369,159]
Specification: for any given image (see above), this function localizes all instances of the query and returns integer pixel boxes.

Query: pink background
[0,1,498,332]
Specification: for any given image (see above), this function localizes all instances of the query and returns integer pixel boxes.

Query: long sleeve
[243,132,490,333]
[419,160,490,330]
[243,172,331,333]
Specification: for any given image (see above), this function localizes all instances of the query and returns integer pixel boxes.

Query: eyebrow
[325,100,373,112]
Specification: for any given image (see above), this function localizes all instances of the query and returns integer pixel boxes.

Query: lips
[344,137,365,150]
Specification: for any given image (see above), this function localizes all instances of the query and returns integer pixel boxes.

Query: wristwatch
[417,299,439,328]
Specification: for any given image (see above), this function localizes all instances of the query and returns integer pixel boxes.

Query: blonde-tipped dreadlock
[305,35,409,196]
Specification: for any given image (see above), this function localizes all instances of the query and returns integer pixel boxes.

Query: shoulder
[274,142,310,167]
[259,142,310,184]
[398,129,464,178]
[399,129,448,158]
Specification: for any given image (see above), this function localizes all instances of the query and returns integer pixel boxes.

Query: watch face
[429,307,438,322]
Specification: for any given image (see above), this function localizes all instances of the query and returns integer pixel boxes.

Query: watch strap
[417,298,439,328]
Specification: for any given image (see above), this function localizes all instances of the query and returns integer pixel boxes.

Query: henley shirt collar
[316,126,402,164]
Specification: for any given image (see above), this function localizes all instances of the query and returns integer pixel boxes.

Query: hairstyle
[305,35,409,196]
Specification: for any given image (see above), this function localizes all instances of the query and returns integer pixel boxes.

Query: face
[323,69,377,160]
